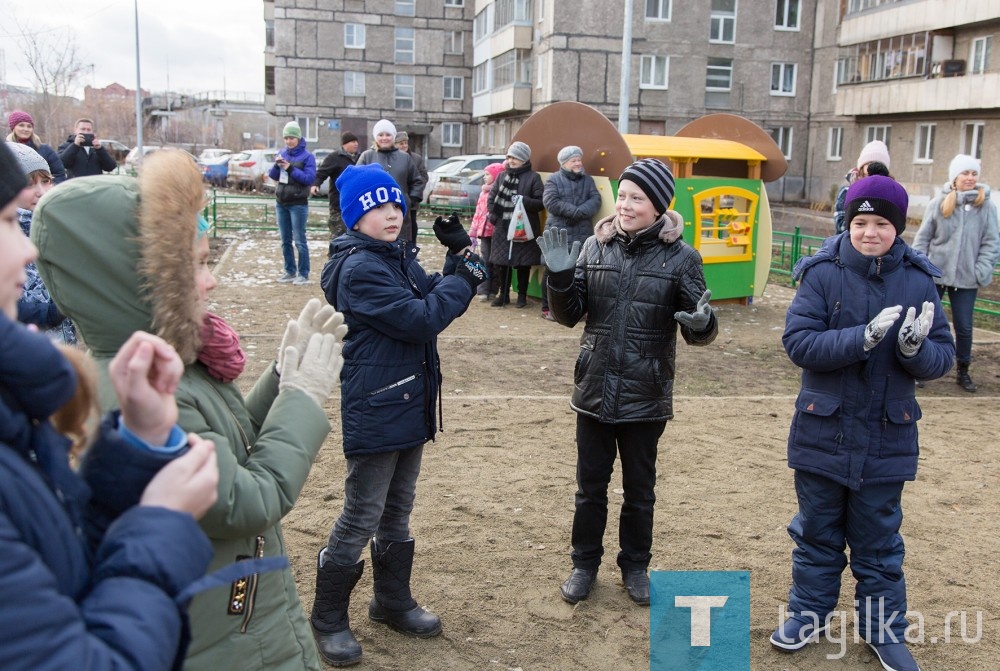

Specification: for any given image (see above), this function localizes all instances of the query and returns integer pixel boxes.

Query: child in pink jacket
[469,162,505,301]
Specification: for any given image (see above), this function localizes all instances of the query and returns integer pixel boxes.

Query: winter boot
[310,549,365,667]
[956,362,977,393]
[368,539,442,638]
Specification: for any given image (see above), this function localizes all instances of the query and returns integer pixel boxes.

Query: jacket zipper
[367,374,418,397]
[240,535,266,633]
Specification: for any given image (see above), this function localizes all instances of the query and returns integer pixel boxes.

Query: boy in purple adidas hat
[772,175,955,671]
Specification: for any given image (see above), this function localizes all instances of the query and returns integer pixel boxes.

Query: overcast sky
[3,0,265,96]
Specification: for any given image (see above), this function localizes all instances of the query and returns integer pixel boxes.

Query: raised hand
[278,333,344,409]
[454,250,489,290]
[674,290,714,331]
[277,298,347,374]
[110,331,185,446]
[863,305,903,351]
[537,228,581,274]
[897,301,934,357]
[433,213,472,255]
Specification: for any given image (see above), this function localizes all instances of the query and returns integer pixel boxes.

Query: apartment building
[265,0,1000,206]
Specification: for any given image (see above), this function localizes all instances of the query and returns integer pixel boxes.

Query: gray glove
[674,290,714,331]
[897,301,934,358]
[537,227,581,274]
[278,333,344,409]
[277,298,347,374]
[863,305,902,351]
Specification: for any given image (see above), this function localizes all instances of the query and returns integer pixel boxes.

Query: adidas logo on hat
[857,200,875,213]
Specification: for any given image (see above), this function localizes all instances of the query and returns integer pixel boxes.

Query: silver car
[227,149,277,191]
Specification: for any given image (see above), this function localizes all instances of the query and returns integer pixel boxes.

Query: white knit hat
[948,154,981,184]
[856,140,890,170]
[372,119,397,139]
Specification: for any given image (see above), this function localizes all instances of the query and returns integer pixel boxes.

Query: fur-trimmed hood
[592,210,684,245]
[33,150,206,363]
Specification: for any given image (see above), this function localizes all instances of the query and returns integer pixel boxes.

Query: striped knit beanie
[620,158,675,214]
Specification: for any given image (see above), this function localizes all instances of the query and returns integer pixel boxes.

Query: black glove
[434,213,471,255]
[454,250,488,290]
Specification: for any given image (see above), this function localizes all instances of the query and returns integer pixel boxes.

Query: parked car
[426,169,488,212]
[98,139,131,163]
[199,148,233,161]
[199,153,232,187]
[423,154,505,203]
[227,149,277,191]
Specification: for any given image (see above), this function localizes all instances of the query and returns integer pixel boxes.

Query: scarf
[197,312,246,383]
[490,162,529,226]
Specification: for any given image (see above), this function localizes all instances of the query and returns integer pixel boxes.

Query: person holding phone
[58,118,117,179]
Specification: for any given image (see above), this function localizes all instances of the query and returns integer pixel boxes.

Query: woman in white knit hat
[912,154,1000,392]
[356,119,424,238]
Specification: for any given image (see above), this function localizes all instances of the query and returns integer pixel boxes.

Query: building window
[473,61,490,94]
[865,124,890,148]
[265,19,274,48]
[834,57,854,89]
[443,76,464,100]
[639,55,669,89]
[295,117,319,143]
[264,66,275,95]
[710,0,736,44]
[444,0,464,5]
[492,49,532,88]
[774,0,799,30]
[842,32,927,84]
[345,24,365,49]
[706,57,733,90]
[445,30,463,54]
[827,127,843,161]
[536,52,545,89]
[395,75,415,110]
[493,0,532,29]
[770,126,793,159]
[645,0,671,21]
[395,0,415,16]
[395,27,415,64]
[914,123,935,162]
[442,122,463,147]
[345,71,365,97]
[770,63,796,96]
[963,122,985,159]
[474,8,491,42]
[971,36,992,74]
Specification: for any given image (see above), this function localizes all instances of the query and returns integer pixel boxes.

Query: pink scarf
[197,312,246,383]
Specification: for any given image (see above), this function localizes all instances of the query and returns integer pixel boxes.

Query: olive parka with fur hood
[32,151,330,671]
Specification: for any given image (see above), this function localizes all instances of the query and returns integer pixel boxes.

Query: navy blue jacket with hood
[320,232,474,456]
[783,233,955,490]
[0,313,212,671]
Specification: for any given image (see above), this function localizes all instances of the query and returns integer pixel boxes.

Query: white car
[423,154,505,203]
[227,149,277,191]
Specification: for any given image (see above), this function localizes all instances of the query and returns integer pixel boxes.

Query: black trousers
[570,414,665,572]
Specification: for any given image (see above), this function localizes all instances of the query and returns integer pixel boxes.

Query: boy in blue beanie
[772,175,955,671]
[310,163,487,666]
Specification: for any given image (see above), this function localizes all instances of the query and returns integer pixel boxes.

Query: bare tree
[13,17,86,141]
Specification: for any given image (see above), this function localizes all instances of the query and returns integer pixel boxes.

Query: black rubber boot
[310,549,365,667]
[957,362,977,393]
[368,539,442,638]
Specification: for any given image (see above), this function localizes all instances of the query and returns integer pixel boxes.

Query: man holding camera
[58,118,117,179]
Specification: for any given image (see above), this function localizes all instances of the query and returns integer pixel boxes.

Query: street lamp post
[134,0,143,156]
[618,0,633,135]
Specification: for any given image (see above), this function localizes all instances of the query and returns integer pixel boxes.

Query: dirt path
[209,229,999,670]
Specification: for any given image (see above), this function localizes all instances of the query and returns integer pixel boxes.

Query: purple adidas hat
[844,175,908,235]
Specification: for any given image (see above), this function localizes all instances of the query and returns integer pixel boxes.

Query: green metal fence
[771,227,1000,317]
[203,190,330,233]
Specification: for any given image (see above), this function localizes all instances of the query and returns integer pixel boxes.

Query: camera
[81,133,95,147]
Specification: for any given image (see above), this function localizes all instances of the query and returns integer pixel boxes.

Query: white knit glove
[897,301,934,358]
[276,298,347,374]
[863,305,902,351]
[278,333,344,409]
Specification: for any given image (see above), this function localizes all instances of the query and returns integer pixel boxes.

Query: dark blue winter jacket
[0,314,212,671]
[268,139,316,206]
[320,231,473,456]
[783,233,955,489]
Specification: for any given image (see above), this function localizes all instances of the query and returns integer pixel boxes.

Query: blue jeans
[326,445,423,565]
[938,285,977,363]
[276,202,310,278]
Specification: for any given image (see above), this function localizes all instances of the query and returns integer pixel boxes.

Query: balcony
[841,0,1000,44]
[835,71,1000,116]
[472,85,532,118]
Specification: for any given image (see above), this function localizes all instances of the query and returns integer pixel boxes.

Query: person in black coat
[58,118,118,178]
[312,132,359,238]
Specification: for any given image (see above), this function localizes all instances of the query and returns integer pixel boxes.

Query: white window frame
[395,0,415,16]
[914,123,935,163]
[395,27,415,64]
[827,127,843,161]
[639,55,669,89]
[645,0,671,21]
[771,126,793,159]
[865,124,891,148]
[344,23,365,49]
[295,116,319,143]
[394,75,415,111]
[444,30,463,54]
[473,61,490,94]
[774,0,800,30]
[344,71,365,97]
[770,62,796,96]
[443,76,464,100]
[444,0,464,5]
[473,7,491,43]
[962,121,985,159]
[536,53,545,89]
[442,122,463,147]
[971,36,992,75]
[709,0,736,44]
[706,58,733,91]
